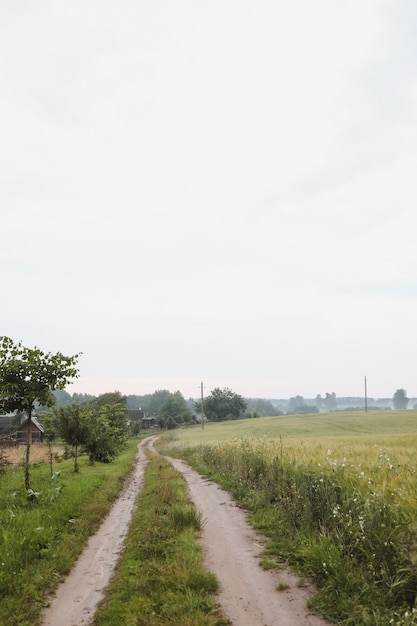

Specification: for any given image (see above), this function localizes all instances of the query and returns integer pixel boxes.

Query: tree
[324,392,337,412]
[158,391,193,429]
[56,405,91,472]
[83,402,129,464]
[91,390,127,408]
[393,388,409,410]
[57,401,129,467]
[196,387,247,422]
[244,398,283,417]
[286,396,318,414]
[0,337,80,489]
[287,396,306,414]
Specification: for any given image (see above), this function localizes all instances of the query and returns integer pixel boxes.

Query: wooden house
[16,416,45,444]
[127,409,144,426]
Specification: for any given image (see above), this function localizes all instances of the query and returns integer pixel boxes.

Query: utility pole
[364,376,368,413]
[201,381,205,429]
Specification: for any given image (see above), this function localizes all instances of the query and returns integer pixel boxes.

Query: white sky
[2,1,417,400]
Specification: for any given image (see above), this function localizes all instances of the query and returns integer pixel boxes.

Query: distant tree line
[52,386,416,425]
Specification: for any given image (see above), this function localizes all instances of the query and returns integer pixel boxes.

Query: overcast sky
[2,1,417,401]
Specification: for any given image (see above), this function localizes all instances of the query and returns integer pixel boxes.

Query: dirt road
[42,437,331,626]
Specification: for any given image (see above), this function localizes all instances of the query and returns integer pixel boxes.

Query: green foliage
[0,336,81,415]
[53,389,96,406]
[83,403,129,464]
[0,336,80,489]
[126,389,171,415]
[57,402,129,466]
[90,390,127,409]
[244,398,283,417]
[158,390,193,429]
[393,389,409,410]
[56,405,91,471]
[196,387,247,422]
[93,455,229,626]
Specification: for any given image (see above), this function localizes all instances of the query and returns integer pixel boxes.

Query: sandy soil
[41,437,332,626]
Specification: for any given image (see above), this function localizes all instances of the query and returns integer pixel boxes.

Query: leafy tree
[56,405,91,472]
[393,388,409,410]
[316,394,323,410]
[91,390,127,408]
[287,395,306,414]
[53,389,73,407]
[57,401,129,467]
[0,336,80,489]
[53,390,96,407]
[324,392,337,412]
[158,391,193,429]
[196,387,247,422]
[244,398,283,417]
[83,402,129,464]
[286,396,318,414]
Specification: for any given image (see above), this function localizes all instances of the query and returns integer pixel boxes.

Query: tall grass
[173,437,417,625]
[0,439,140,626]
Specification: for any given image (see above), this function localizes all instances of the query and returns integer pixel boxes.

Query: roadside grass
[0,438,141,626]
[161,413,417,626]
[93,453,230,626]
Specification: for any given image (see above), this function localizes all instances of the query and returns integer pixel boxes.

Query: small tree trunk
[25,408,32,490]
[49,443,53,477]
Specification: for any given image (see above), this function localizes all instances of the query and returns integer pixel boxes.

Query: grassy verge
[0,438,141,626]
[167,437,417,626]
[93,453,230,626]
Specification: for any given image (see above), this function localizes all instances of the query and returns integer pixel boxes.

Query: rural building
[127,409,144,425]
[16,416,45,444]
[127,410,157,430]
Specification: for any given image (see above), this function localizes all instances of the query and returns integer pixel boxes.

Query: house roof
[18,416,45,433]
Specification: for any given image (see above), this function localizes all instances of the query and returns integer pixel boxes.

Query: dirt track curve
[42,437,331,626]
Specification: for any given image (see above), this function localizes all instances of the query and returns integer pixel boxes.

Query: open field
[172,409,417,444]
[162,410,417,625]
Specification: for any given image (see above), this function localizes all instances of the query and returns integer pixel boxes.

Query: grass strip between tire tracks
[92,453,230,626]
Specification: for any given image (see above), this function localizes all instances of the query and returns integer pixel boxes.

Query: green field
[173,409,417,444]
[164,410,417,625]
